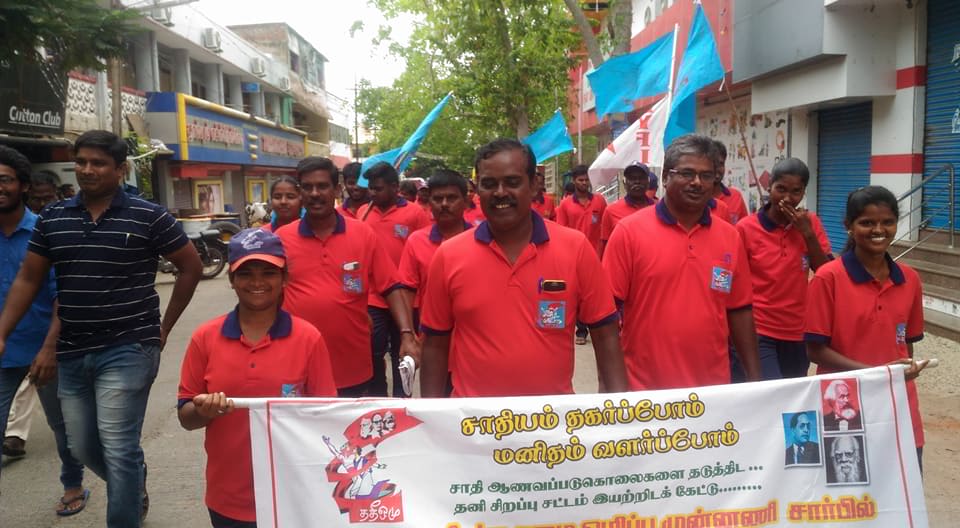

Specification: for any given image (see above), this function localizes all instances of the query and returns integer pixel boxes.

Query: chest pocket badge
[342,261,363,294]
[801,255,810,272]
[281,383,303,397]
[538,301,566,329]
[896,323,907,345]
[394,224,410,239]
[710,266,732,294]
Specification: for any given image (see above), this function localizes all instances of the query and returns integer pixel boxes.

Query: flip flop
[56,489,90,517]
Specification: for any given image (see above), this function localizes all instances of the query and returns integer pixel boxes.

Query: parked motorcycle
[158,229,227,280]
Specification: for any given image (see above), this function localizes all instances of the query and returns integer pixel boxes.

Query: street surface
[0,275,957,527]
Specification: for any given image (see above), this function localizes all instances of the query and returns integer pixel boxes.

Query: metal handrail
[893,163,955,260]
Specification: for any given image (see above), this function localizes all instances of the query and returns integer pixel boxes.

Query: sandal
[56,489,90,517]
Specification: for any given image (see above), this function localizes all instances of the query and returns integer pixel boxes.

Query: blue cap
[228,228,286,271]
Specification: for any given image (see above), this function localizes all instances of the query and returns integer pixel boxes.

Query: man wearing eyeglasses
[602,134,761,390]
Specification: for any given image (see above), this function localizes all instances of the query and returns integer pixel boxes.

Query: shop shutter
[922,0,960,229]
[817,103,872,253]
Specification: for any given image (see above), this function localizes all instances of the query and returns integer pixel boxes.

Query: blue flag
[664,3,725,146]
[522,110,574,163]
[358,93,453,187]
[586,32,674,119]
[359,147,402,188]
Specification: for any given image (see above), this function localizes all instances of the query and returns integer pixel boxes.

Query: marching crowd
[0,129,932,527]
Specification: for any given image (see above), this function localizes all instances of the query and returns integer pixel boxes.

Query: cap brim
[229,254,286,272]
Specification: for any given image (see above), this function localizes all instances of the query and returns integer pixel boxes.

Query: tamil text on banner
[244,365,926,527]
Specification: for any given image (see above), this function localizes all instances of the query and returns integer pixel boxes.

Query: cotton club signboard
[0,59,66,136]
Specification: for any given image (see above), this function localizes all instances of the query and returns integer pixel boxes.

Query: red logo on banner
[323,408,422,523]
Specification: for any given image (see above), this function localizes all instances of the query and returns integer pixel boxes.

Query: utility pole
[110,0,124,135]
[353,76,360,161]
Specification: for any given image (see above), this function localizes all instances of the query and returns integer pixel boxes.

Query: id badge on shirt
[537,279,567,329]
[710,266,732,294]
[342,261,363,294]
[394,224,410,239]
[281,383,303,397]
[591,212,599,224]
[896,322,907,345]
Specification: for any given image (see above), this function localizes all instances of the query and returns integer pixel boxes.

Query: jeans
[575,321,588,339]
[0,367,84,490]
[37,370,85,490]
[368,307,403,398]
[0,366,30,481]
[730,335,802,382]
[58,343,161,528]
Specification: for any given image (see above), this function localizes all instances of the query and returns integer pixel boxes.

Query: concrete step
[924,308,960,343]
[892,241,960,268]
[899,258,960,291]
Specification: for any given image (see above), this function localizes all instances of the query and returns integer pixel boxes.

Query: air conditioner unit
[250,57,267,77]
[149,7,174,26]
[278,77,291,91]
[202,28,222,53]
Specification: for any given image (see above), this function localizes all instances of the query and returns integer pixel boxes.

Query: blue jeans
[0,366,30,481]
[37,370,85,490]
[0,367,84,490]
[731,335,797,382]
[58,343,161,527]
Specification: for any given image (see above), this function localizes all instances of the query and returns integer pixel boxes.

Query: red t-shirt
[708,197,732,224]
[276,215,400,387]
[737,206,831,340]
[358,198,432,308]
[600,195,655,243]
[556,193,607,254]
[463,202,485,227]
[717,184,749,224]
[603,200,753,390]
[420,213,617,397]
[531,193,556,220]
[804,252,925,447]
[397,222,472,309]
[177,310,337,521]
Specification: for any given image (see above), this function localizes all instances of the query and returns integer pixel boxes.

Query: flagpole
[722,83,765,205]
[578,64,583,164]
[665,23,680,124]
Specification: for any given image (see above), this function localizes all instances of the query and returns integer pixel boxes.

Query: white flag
[588,96,668,188]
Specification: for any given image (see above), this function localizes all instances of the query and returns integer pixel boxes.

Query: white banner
[588,97,668,189]
[244,366,926,527]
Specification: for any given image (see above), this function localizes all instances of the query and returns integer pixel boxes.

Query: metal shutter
[817,103,872,253]
[922,0,960,228]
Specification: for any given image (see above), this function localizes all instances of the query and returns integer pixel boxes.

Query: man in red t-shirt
[420,139,627,397]
[712,140,749,224]
[556,164,607,345]
[358,163,431,397]
[339,162,369,219]
[600,162,655,257]
[603,134,761,390]
[276,157,418,397]
[530,165,556,220]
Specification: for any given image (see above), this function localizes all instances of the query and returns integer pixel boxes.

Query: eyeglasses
[0,176,19,185]
[667,169,718,183]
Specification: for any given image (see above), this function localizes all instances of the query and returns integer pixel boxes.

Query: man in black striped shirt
[0,130,202,527]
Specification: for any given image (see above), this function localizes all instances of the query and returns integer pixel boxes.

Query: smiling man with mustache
[602,134,761,391]
[419,139,627,397]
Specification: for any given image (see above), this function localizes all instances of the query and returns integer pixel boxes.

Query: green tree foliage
[357,0,579,173]
[0,0,139,74]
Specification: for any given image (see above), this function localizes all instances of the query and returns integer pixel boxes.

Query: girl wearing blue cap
[177,228,337,527]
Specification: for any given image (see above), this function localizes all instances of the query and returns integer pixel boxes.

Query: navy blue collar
[757,203,780,232]
[429,221,472,244]
[221,306,293,340]
[569,192,593,204]
[655,198,712,227]
[718,182,731,196]
[395,197,409,207]
[840,250,905,285]
[66,189,128,210]
[298,211,346,237]
[624,194,654,208]
[474,211,549,245]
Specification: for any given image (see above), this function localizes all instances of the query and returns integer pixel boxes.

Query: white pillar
[226,75,243,111]
[204,63,223,105]
[134,32,159,93]
[173,49,191,95]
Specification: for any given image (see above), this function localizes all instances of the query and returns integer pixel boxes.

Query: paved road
[0,274,955,526]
